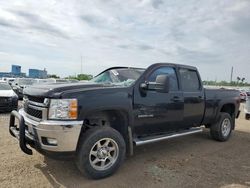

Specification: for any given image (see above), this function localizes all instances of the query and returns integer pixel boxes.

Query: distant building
[29,68,47,79]
[0,64,25,78]
[0,72,12,78]
[11,65,21,75]
[0,64,49,78]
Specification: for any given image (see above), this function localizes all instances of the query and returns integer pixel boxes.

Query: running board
[134,127,203,146]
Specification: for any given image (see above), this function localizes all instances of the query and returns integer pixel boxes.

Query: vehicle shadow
[34,157,87,188]
[34,129,250,188]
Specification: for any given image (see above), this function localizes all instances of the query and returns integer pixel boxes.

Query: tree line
[203,80,250,87]
[48,74,93,81]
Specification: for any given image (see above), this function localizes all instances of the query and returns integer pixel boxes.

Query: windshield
[35,79,55,84]
[56,79,70,83]
[0,83,12,90]
[17,79,35,85]
[91,68,145,86]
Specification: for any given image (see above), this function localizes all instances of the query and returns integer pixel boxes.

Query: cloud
[116,43,154,51]
[0,0,249,81]
[177,47,222,65]
[231,16,250,38]
[0,18,18,28]
[117,44,130,49]
[80,14,104,27]
[151,0,163,9]
[10,10,69,39]
[136,44,154,51]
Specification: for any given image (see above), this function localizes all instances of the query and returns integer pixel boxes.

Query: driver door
[133,66,184,136]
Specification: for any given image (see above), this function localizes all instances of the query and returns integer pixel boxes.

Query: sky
[0,0,250,81]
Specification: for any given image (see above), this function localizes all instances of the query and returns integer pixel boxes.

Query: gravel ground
[0,104,250,188]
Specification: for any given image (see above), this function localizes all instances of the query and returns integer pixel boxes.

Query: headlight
[48,99,78,120]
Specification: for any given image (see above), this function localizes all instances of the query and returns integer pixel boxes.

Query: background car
[0,82,18,112]
[0,77,16,86]
[12,78,36,99]
[239,89,247,101]
[246,89,250,97]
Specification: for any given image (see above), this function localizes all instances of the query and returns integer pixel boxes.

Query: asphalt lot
[0,104,250,188]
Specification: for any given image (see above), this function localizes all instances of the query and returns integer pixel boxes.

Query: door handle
[171,96,181,102]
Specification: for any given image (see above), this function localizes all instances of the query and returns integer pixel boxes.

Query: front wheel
[76,126,126,179]
[210,112,233,142]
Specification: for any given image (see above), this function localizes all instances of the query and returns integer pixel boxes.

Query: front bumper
[0,105,17,112]
[9,109,83,156]
[0,98,18,112]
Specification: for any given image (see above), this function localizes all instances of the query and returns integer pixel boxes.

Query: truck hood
[23,82,118,98]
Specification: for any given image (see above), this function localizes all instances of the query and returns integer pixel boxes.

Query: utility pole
[81,56,83,74]
[230,66,233,83]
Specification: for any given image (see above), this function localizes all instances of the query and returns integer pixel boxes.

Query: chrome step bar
[134,127,203,146]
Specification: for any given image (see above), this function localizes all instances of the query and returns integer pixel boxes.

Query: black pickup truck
[9,63,240,179]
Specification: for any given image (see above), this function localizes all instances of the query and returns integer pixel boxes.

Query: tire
[245,114,250,120]
[210,112,233,142]
[76,126,126,179]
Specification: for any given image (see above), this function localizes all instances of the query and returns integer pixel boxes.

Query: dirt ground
[1,104,250,188]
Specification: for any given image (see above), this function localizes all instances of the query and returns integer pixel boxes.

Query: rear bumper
[9,109,83,156]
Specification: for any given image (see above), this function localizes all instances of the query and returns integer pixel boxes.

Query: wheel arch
[77,108,133,156]
[219,103,236,129]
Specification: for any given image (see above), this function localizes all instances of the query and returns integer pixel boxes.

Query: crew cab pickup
[9,63,240,179]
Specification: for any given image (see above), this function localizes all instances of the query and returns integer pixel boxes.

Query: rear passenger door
[178,68,205,127]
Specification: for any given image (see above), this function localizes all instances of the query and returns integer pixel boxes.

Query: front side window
[148,66,178,91]
[179,68,200,91]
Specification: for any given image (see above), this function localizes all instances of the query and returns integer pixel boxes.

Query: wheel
[76,126,126,179]
[210,112,233,142]
[245,114,250,120]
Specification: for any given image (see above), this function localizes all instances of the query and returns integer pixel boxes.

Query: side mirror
[155,75,170,93]
[140,75,170,93]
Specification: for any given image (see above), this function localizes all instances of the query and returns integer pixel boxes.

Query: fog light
[46,138,58,146]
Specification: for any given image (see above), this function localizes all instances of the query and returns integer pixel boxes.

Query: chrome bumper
[10,108,83,153]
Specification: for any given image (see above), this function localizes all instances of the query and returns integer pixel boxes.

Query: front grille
[24,105,43,119]
[27,96,44,103]
[0,97,10,103]
[23,95,48,120]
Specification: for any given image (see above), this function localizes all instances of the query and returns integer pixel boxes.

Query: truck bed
[202,88,240,125]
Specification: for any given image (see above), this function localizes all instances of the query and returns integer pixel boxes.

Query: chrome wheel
[221,118,231,137]
[89,138,119,171]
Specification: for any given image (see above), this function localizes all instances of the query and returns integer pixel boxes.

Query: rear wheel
[76,126,126,179]
[210,112,233,142]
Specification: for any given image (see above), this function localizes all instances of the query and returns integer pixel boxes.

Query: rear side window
[179,68,200,91]
[148,66,178,91]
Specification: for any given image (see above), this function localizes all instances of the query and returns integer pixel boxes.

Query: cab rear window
[179,69,200,91]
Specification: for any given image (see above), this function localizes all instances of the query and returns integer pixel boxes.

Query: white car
[239,89,247,101]
[244,89,250,119]
[0,82,18,112]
